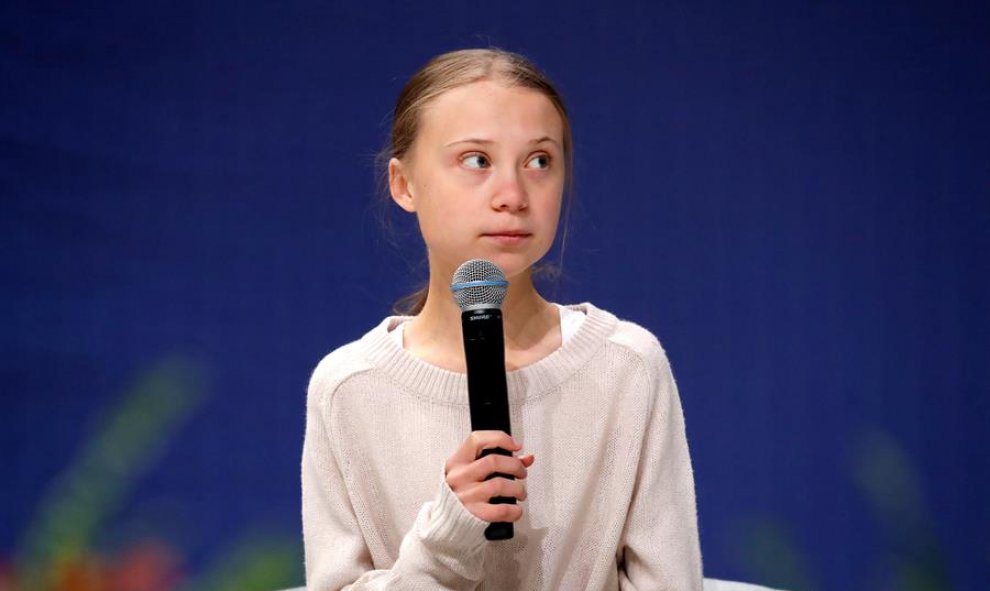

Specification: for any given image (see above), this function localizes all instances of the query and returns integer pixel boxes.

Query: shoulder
[583,304,685,426]
[581,302,672,377]
[306,318,392,410]
[610,318,668,364]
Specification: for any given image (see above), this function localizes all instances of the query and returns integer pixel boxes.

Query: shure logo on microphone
[470,314,492,321]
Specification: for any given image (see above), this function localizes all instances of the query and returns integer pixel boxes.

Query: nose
[490,168,528,212]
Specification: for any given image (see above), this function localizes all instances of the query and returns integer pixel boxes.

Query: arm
[302,387,490,590]
[618,350,704,591]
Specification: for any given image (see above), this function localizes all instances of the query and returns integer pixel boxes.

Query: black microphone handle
[461,308,515,541]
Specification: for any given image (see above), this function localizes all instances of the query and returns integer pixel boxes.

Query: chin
[436,244,549,282]
[487,254,545,282]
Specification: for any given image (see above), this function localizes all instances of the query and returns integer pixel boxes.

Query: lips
[482,231,532,245]
[483,230,531,237]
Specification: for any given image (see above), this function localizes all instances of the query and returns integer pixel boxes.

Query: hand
[444,430,536,523]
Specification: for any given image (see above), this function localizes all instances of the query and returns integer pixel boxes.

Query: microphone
[450,259,515,541]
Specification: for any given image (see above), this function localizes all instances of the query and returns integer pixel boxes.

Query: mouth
[482,231,532,244]
[483,230,531,238]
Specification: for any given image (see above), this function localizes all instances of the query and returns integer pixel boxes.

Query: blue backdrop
[3,1,988,590]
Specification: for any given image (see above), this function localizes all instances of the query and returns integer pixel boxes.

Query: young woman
[302,48,703,590]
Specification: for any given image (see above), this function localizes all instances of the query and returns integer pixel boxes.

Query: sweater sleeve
[302,376,490,591]
[617,348,704,591]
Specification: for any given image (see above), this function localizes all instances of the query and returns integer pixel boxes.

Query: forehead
[417,80,564,143]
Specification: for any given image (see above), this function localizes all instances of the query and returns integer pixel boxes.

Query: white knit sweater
[302,302,703,590]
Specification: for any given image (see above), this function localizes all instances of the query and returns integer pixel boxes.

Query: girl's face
[389,80,566,283]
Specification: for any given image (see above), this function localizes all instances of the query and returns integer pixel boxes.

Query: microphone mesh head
[450,259,508,310]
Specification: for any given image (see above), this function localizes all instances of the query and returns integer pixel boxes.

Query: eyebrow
[444,136,561,148]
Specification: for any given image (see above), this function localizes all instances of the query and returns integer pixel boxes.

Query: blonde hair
[381,48,574,315]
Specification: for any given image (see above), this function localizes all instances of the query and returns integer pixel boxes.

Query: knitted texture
[302,302,703,590]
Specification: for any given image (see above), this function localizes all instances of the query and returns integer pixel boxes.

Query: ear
[388,157,417,213]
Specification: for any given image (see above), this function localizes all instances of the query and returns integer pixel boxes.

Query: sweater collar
[361,302,617,405]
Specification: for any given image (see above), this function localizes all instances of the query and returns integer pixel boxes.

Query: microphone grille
[450,259,508,310]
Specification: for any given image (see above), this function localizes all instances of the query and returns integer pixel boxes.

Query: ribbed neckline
[361,302,617,406]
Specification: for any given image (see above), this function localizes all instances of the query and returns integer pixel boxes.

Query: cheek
[536,186,564,223]
[533,196,563,253]
[413,192,469,245]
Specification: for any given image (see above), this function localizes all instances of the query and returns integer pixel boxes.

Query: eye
[462,153,491,169]
[526,153,551,170]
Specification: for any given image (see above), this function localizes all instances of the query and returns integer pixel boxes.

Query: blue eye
[526,154,551,169]
[462,153,490,169]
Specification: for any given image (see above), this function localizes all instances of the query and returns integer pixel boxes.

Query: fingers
[448,451,530,484]
[459,477,528,523]
[457,476,528,505]
[471,501,524,523]
[445,430,521,472]
[444,431,537,524]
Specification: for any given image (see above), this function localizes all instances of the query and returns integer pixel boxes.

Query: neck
[403,269,560,372]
